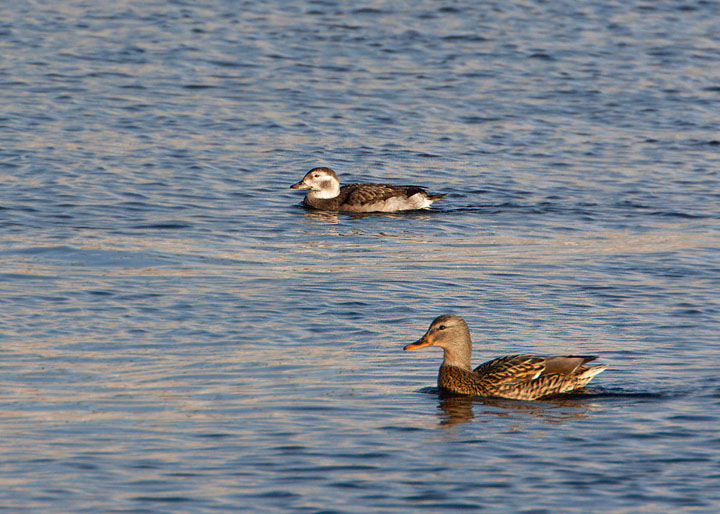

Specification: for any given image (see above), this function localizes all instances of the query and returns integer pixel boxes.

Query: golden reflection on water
[5,217,713,279]
[292,225,713,261]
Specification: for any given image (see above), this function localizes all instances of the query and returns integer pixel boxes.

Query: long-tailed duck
[290,167,445,213]
[404,315,607,400]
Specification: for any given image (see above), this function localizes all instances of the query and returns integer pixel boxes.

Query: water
[1,0,719,512]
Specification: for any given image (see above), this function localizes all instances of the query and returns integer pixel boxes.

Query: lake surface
[1,0,719,512]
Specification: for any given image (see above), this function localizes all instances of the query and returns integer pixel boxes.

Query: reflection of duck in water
[437,393,596,426]
[290,167,446,213]
[437,395,475,426]
[405,315,607,401]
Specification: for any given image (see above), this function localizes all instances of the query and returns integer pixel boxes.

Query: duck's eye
[312,174,319,178]
[437,324,446,331]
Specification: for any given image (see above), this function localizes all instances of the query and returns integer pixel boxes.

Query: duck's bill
[290,181,309,190]
[404,336,432,350]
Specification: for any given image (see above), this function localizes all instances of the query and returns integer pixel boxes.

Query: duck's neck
[441,334,473,372]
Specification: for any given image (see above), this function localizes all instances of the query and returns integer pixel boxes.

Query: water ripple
[1,0,719,512]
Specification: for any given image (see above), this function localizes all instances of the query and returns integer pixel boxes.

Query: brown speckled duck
[290,167,446,213]
[404,315,607,401]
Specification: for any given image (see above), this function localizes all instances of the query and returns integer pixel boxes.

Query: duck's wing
[542,355,598,375]
[474,354,606,400]
[472,355,547,385]
[340,183,427,204]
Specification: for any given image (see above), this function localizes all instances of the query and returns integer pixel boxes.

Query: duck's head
[404,314,473,370]
[290,167,340,199]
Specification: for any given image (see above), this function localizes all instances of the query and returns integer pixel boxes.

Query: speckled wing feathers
[473,355,547,384]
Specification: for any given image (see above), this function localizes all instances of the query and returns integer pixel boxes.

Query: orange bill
[403,336,433,351]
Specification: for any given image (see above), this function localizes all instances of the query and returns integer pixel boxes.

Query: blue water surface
[1,1,719,512]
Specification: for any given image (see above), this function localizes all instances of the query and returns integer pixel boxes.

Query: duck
[404,315,607,400]
[290,167,446,213]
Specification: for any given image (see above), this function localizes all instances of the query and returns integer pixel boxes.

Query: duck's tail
[573,364,608,388]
